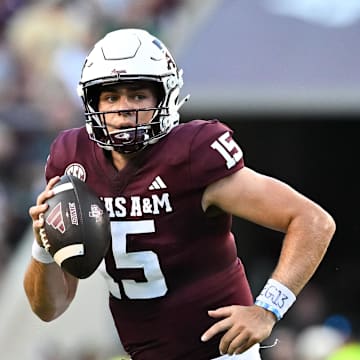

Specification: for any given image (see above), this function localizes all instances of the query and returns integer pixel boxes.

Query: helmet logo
[111,69,127,77]
[114,132,131,140]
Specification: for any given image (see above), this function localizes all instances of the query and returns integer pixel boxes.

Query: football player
[24,29,335,360]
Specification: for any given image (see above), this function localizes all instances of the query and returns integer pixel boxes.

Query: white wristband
[31,239,55,264]
[255,278,296,321]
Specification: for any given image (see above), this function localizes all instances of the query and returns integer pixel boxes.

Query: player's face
[98,82,158,133]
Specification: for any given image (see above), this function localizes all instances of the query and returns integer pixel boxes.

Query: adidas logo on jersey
[148,176,167,190]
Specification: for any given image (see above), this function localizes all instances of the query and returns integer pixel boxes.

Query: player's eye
[100,93,118,103]
[130,93,147,101]
[107,95,119,103]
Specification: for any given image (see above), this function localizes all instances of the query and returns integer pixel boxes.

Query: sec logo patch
[65,163,87,182]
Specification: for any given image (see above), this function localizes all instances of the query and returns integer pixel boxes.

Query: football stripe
[53,182,74,195]
[53,244,85,265]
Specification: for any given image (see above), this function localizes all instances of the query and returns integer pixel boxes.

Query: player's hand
[28,176,60,245]
[201,304,276,355]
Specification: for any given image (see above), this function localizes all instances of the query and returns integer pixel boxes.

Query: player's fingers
[218,324,246,355]
[37,213,45,227]
[29,204,48,221]
[36,176,60,205]
[228,331,262,355]
[207,306,233,318]
[29,209,46,245]
[228,335,251,355]
[36,190,51,206]
[47,176,60,189]
[30,177,60,232]
[201,317,232,342]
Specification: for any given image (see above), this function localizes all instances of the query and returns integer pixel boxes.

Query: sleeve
[44,128,81,182]
[44,135,66,183]
[188,120,244,188]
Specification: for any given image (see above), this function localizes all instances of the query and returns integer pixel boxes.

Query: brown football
[41,174,111,279]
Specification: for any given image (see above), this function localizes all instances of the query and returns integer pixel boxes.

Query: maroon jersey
[45,119,254,360]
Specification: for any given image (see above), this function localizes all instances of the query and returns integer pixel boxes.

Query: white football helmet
[77,28,189,154]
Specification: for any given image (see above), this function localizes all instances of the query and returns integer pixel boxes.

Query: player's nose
[117,95,132,109]
[116,97,136,118]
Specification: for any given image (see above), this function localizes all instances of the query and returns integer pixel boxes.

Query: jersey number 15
[99,220,168,299]
[211,131,242,169]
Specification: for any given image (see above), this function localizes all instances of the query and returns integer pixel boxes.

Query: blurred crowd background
[0,0,183,276]
[0,0,359,359]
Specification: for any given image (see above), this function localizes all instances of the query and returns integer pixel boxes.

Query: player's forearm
[271,206,335,295]
[23,259,78,321]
